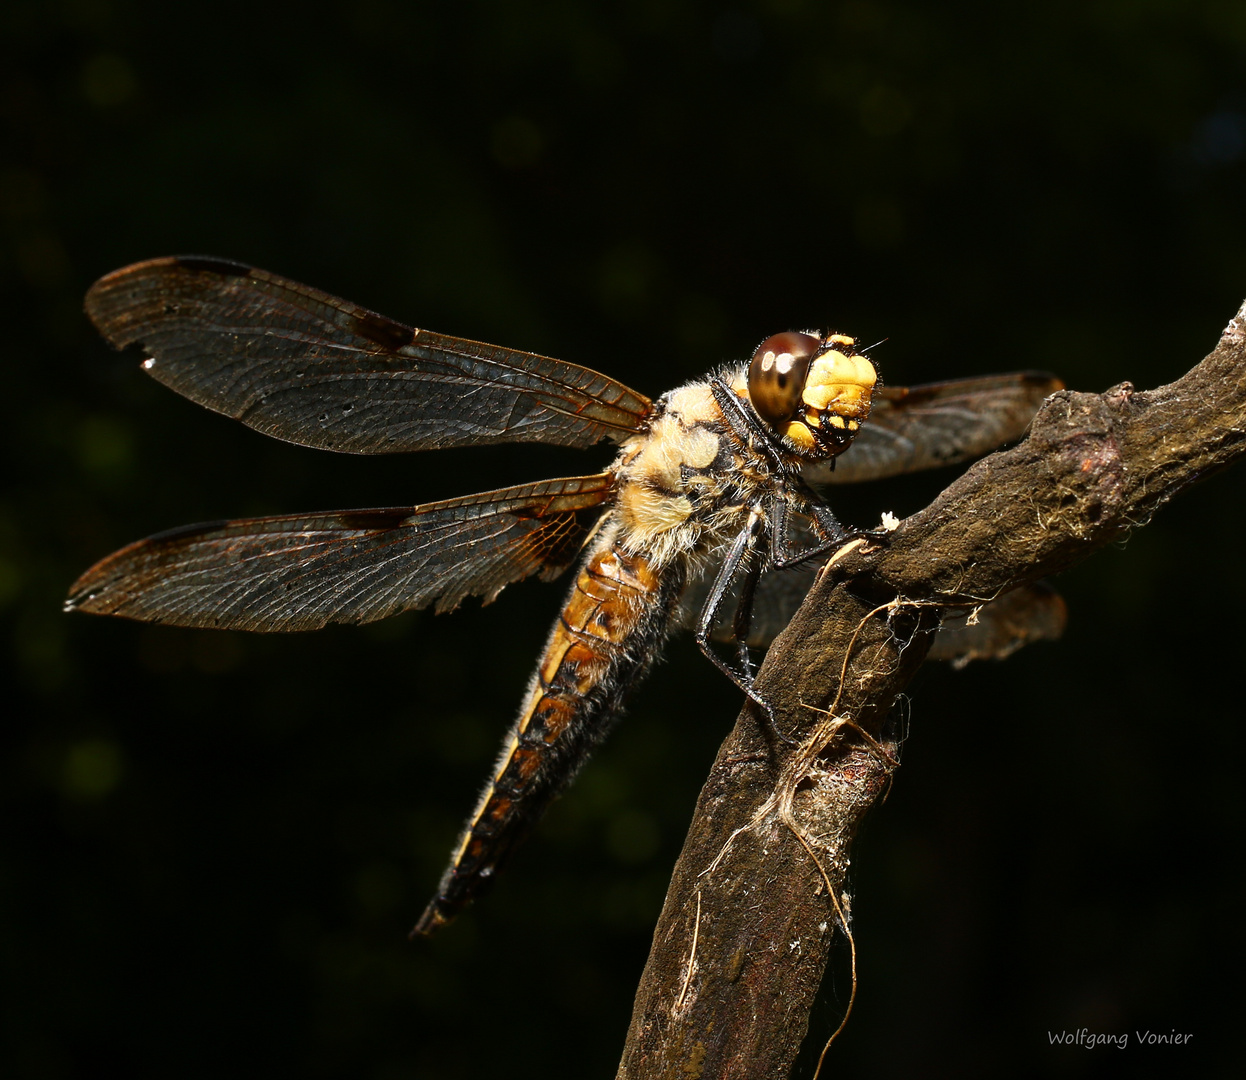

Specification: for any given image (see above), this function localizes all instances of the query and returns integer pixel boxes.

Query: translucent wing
[65,475,614,631]
[806,372,1063,485]
[680,569,1065,663]
[85,257,652,454]
[925,583,1068,668]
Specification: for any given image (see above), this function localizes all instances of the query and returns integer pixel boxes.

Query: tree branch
[617,298,1246,1079]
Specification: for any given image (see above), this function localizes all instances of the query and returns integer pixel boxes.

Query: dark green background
[4,1,1244,1077]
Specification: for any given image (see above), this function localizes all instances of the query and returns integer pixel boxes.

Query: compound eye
[748,331,820,426]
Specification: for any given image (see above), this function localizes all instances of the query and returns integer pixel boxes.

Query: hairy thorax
[610,365,805,571]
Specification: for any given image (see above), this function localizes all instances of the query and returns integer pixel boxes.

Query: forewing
[85,257,652,454]
[65,475,614,631]
[806,371,1063,485]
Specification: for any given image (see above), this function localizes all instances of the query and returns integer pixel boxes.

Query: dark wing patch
[65,475,614,632]
[806,371,1063,485]
[85,257,652,454]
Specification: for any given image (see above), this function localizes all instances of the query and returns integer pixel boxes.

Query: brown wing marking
[85,257,653,454]
[806,371,1064,485]
[64,475,615,632]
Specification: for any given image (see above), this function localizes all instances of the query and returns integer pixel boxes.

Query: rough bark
[617,298,1246,1079]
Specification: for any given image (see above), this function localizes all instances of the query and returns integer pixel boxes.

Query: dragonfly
[66,256,1063,934]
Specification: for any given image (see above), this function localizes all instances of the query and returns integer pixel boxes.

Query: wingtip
[63,578,97,615]
[84,255,255,347]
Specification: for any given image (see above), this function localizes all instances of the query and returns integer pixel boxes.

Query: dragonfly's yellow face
[746,331,877,458]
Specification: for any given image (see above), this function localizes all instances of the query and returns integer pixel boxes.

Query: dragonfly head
[746,331,877,459]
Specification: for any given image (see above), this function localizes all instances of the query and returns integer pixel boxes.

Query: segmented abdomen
[413,537,685,934]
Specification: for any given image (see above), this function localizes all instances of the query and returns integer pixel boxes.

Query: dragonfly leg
[769,497,849,570]
[693,511,795,745]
